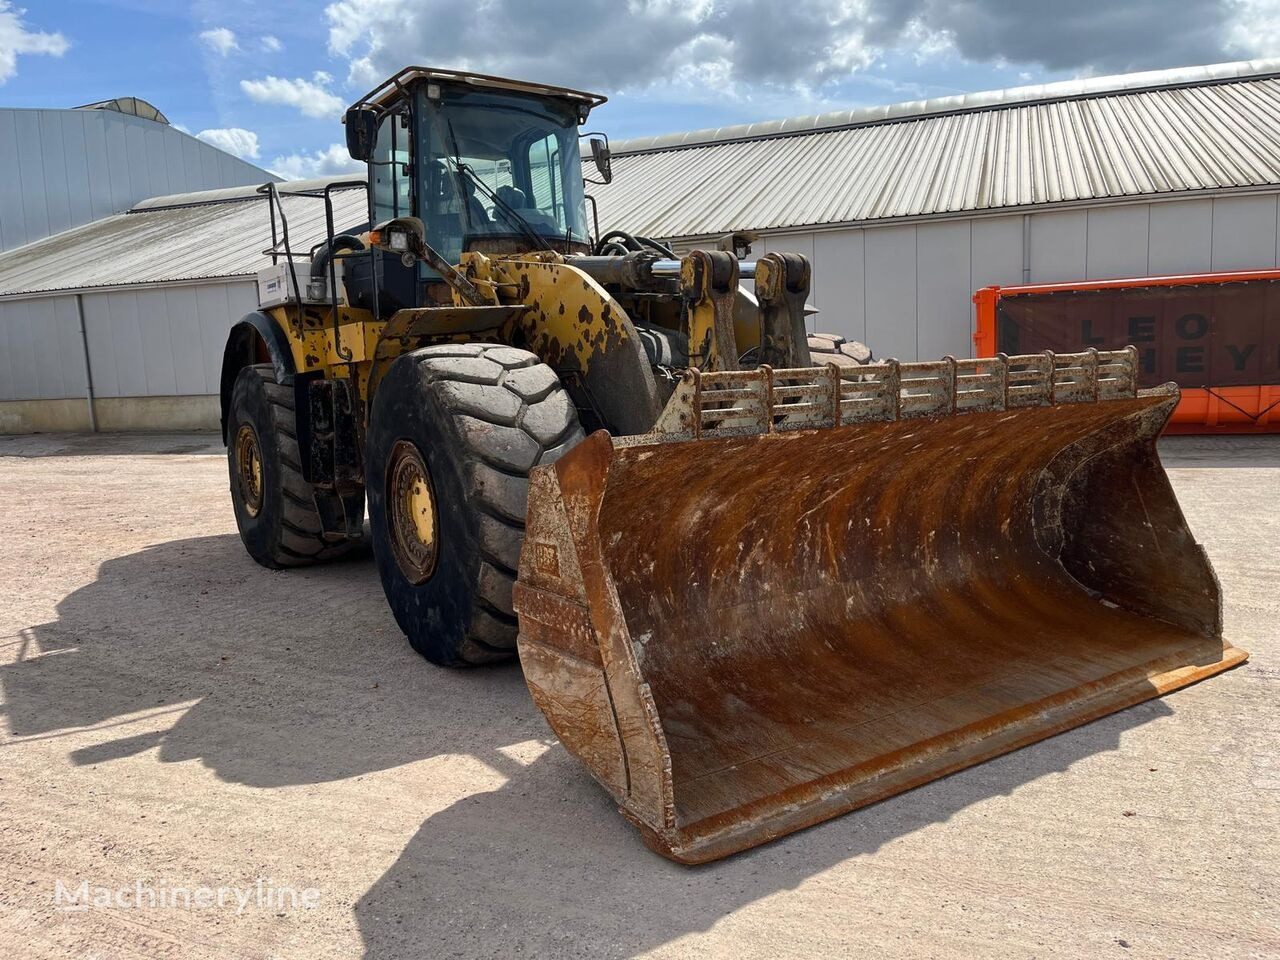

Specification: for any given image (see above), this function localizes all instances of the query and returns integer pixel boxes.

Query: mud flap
[513,349,1247,863]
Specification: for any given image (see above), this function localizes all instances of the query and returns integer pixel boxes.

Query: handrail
[256,179,374,367]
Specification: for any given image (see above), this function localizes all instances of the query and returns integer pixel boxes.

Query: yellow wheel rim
[387,439,438,584]
[234,423,264,518]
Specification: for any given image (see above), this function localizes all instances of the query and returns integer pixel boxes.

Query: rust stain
[533,541,560,578]
[514,389,1247,863]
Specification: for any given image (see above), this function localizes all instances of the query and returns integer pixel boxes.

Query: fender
[219,311,296,441]
[466,254,663,435]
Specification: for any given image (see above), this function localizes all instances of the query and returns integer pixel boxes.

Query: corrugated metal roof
[593,63,1280,239]
[7,60,1280,299]
[610,59,1280,154]
[131,175,366,211]
[0,179,368,299]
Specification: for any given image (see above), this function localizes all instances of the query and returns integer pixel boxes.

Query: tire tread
[383,344,583,662]
[231,364,360,568]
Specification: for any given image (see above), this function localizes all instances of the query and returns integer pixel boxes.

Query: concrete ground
[0,431,1275,960]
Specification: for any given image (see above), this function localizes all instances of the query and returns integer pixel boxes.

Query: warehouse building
[0,95,283,432]
[2,59,1280,432]
[0,181,363,432]
[594,58,1280,362]
[0,96,273,252]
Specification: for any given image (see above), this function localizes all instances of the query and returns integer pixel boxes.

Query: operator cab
[344,67,609,283]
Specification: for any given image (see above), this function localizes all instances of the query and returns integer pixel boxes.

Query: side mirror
[344,107,379,162]
[589,136,612,184]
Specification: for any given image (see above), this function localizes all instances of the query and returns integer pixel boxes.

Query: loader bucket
[513,349,1246,864]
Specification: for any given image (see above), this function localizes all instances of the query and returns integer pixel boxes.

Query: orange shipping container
[973,270,1280,433]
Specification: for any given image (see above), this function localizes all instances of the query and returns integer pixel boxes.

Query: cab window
[527,134,562,223]
[370,109,412,225]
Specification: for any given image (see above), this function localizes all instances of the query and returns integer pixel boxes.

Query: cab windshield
[415,86,589,263]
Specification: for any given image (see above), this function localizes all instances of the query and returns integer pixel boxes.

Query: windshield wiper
[456,161,554,252]
[441,116,552,252]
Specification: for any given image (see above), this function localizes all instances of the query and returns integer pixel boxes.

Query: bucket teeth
[514,347,1246,864]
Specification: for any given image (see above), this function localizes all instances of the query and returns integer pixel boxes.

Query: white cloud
[240,72,345,118]
[1224,0,1280,57]
[260,34,282,53]
[268,142,365,180]
[0,1,68,84]
[322,0,1265,105]
[321,0,938,95]
[199,26,238,56]
[898,18,955,64]
[196,127,261,160]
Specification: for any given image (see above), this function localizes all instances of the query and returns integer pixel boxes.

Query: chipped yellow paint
[264,247,744,433]
[271,304,384,371]
[451,263,502,306]
[684,291,719,371]
[680,250,739,372]
[465,251,637,372]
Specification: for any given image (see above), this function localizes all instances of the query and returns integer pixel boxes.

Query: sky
[1,0,1277,179]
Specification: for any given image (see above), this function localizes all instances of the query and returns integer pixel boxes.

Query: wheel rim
[386,439,438,584]
[234,423,264,518]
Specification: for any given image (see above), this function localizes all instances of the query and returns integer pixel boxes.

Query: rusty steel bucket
[513,349,1247,863]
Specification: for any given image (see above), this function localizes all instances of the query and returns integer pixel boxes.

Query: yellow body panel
[268,304,384,373]
[465,251,640,372]
[263,250,690,442]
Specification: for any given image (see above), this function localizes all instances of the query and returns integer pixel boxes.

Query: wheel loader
[220,66,1246,863]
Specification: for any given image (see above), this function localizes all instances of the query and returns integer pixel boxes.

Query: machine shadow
[1158,434,1280,468]
[0,432,223,458]
[1,533,548,787]
[1,527,1179,959]
[354,699,1170,959]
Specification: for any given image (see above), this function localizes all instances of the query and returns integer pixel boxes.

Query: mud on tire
[366,344,584,666]
[227,364,363,568]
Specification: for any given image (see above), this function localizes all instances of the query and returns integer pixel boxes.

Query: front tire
[366,344,583,666]
[226,364,362,568]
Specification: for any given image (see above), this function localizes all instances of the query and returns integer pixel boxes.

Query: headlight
[370,216,425,260]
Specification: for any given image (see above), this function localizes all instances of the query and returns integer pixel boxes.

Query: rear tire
[226,364,362,568]
[366,344,583,666]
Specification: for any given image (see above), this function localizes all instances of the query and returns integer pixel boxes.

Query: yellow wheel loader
[221,66,1246,863]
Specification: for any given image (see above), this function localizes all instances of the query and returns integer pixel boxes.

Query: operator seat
[459,177,490,227]
[495,185,527,211]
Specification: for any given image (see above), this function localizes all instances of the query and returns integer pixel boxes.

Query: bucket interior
[597,397,1224,831]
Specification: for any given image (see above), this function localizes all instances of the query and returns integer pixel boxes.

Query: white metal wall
[0,296,87,402]
[0,281,258,403]
[751,192,1280,360]
[0,107,271,253]
[3,192,1279,409]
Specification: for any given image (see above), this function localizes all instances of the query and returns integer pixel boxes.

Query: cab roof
[349,66,608,115]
